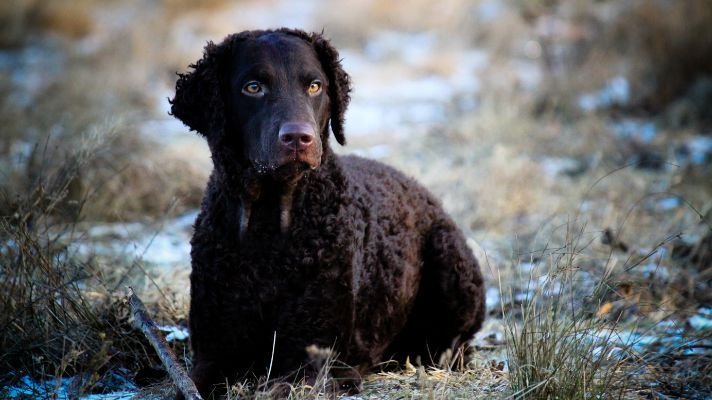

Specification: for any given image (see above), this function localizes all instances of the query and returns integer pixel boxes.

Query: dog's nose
[278,122,315,150]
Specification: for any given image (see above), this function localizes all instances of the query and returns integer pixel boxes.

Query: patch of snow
[485,287,501,310]
[540,157,586,178]
[455,94,478,113]
[518,262,537,273]
[538,276,562,295]
[578,76,630,112]
[656,196,682,210]
[688,315,712,330]
[513,291,532,303]
[608,118,657,143]
[401,101,449,124]
[364,31,437,64]
[639,262,670,281]
[172,210,199,231]
[4,375,135,400]
[461,49,490,72]
[136,232,192,266]
[338,49,371,73]
[344,103,392,136]
[140,118,190,138]
[656,319,682,330]
[82,392,135,400]
[1,239,17,256]
[689,308,712,330]
[361,75,453,102]
[9,140,35,168]
[86,222,144,239]
[675,135,712,166]
[351,144,391,159]
[345,100,447,137]
[477,0,504,22]
[449,50,488,93]
[159,325,190,342]
[71,210,198,268]
[0,42,66,107]
[341,39,488,138]
[611,330,659,352]
[592,345,627,360]
[515,60,542,91]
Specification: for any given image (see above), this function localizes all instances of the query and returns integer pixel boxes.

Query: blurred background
[1,0,711,398]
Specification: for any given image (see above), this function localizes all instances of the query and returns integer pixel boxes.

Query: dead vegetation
[0,125,171,395]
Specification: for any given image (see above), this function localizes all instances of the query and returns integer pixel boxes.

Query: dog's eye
[243,81,263,95]
[307,80,322,95]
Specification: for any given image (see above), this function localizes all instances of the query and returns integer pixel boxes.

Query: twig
[266,331,277,383]
[128,287,203,400]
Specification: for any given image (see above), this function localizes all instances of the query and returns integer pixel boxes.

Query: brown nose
[278,122,315,151]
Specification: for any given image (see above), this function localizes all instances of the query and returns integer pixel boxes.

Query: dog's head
[170,29,351,181]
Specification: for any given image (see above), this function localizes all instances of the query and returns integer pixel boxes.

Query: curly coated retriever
[170,28,485,397]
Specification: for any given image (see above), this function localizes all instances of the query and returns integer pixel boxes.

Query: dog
[170,28,485,398]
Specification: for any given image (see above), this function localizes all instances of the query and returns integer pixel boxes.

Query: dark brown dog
[170,28,485,398]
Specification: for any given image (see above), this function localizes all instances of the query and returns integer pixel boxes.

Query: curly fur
[170,28,485,398]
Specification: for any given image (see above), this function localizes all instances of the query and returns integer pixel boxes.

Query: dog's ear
[309,32,352,146]
[169,39,233,138]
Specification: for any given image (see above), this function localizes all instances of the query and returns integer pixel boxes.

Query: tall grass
[0,123,162,395]
[0,2,207,393]
[502,219,635,399]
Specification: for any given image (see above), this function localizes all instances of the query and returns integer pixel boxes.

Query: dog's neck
[236,175,299,239]
[212,148,337,239]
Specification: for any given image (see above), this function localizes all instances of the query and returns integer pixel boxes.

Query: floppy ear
[169,38,234,138]
[308,32,352,146]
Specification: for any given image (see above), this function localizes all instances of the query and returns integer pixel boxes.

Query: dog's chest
[210,215,350,292]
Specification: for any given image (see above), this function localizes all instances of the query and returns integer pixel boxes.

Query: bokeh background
[1,0,711,398]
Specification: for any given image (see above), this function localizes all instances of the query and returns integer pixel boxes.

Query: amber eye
[243,81,262,95]
[307,80,322,95]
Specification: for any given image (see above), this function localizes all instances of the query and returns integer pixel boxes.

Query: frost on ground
[5,375,136,400]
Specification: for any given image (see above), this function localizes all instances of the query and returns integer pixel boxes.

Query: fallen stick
[128,287,203,400]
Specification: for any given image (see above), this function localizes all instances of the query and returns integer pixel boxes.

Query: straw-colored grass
[502,221,633,399]
[0,124,154,394]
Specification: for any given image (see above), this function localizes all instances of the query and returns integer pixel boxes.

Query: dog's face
[170,29,351,182]
[227,33,328,176]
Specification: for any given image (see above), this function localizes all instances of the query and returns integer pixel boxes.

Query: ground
[0,0,710,399]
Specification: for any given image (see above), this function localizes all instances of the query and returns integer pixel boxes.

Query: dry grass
[377,82,711,397]
[502,220,634,399]
[515,0,712,117]
[357,365,508,399]
[0,123,167,395]
[0,10,208,222]
[609,0,712,112]
[215,347,508,399]
[0,0,94,47]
